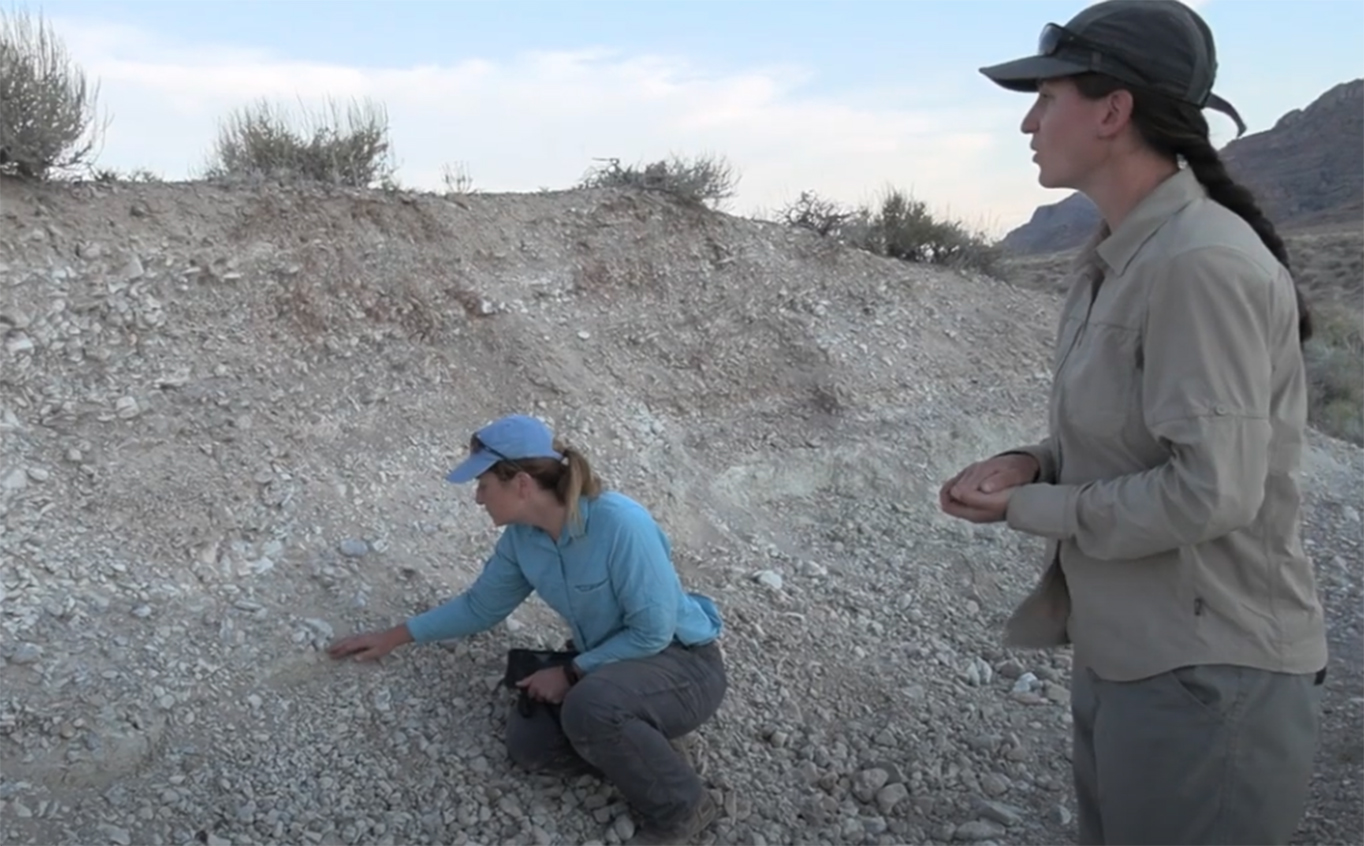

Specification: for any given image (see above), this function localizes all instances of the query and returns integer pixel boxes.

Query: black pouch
[503,648,578,718]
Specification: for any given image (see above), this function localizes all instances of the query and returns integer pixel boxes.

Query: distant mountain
[1000,78,1364,255]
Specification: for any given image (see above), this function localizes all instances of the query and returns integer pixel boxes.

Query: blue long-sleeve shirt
[404,491,723,674]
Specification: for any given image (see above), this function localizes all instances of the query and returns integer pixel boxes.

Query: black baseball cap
[979,0,1247,136]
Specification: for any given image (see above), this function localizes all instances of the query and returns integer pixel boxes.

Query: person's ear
[1096,89,1134,139]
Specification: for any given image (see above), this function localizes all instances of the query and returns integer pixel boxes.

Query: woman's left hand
[516,666,573,704]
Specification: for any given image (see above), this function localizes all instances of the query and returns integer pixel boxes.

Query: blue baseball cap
[446,414,564,484]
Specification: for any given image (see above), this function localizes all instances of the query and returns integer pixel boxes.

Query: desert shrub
[0,6,107,179]
[579,153,738,209]
[441,161,474,195]
[1304,303,1363,445]
[777,187,1000,274]
[778,190,854,237]
[204,96,395,188]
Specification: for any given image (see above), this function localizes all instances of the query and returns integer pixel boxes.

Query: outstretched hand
[939,453,1039,523]
[326,625,412,662]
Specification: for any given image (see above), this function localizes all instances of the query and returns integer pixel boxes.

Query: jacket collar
[1096,166,1206,276]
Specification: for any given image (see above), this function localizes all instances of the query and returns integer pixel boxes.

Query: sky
[17,0,1364,237]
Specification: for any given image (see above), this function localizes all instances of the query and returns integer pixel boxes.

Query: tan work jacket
[1002,167,1328,682]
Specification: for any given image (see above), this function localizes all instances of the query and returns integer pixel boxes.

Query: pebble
[875,783,910,815]
[954,819,1007,841]
[973,797,1025,827]
[339,539,369,558]
[1,468,28,492]
[10,643,42,664]
[753,570,783,591]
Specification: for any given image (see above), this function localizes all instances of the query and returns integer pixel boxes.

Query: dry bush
[777,187,1001,275]
[579,153,738,209]
[204,97,395,188]
[1305,303,1363,445]
[0,6,107,178]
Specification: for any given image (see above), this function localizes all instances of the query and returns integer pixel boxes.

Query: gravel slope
[2,177,1359,846]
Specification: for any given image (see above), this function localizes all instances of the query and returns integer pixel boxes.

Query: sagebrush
[1305,303,1364,445]
[0,6,106,179]
[777,187,1000,274]
[579,154,738,208]
[204,97,395,188]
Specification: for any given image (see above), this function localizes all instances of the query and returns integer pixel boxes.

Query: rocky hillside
[1001,78,1364,255]
[2,176,1360,846]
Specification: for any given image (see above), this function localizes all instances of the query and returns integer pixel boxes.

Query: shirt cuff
[1006,483,1077,539]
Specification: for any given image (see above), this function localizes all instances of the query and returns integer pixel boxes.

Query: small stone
[339,539,369,558]
[973,797,1024,827]
[981,772,1011,797]
[875,783,910,815]
[131,605,152,619]
[1,468,27,492]
[10,643,41,664]
[1054,804,1074,826]
[753,570,783,591]
[1011,672,1039,694]
[853,768,889,803]
[26,467,49,482]
[99,824,132,845]
[611,815,635,841]
[996,660,1025,679]
[5,335,34,355]
[115,396,140,418]
[1343,505,1360,523]
[577,330,591,340]
[954,819,1006,841]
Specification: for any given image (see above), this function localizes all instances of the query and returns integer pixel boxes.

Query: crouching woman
[327,414,726,845]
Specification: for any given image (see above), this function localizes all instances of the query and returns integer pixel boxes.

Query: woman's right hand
[326,625,413,662]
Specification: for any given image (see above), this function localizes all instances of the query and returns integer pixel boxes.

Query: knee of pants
[559,676,623,745]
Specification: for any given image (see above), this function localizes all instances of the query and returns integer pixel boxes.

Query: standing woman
[940,1,1328,844]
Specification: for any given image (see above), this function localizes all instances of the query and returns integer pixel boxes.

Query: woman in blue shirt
[328,414,726,845]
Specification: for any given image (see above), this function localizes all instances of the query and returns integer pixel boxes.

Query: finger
[979,470,1009,494]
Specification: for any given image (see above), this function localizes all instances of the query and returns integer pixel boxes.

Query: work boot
[626,791,719,845]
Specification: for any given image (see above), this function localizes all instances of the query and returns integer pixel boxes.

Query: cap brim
[980,54,1093,91]
[446,451,497,484]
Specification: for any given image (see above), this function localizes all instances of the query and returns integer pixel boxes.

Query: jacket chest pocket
[1057,321,1143,439]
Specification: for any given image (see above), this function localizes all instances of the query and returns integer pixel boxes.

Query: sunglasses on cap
[471,435,524,472]
[1037,22,1156,88]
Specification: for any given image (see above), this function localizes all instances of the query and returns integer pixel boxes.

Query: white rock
[753,570,783,591]
[1,468,27,492]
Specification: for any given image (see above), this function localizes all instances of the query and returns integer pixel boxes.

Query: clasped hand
[516,666,572,704]
[939,453,1038,523]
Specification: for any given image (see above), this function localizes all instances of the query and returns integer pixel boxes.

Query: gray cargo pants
[1070,663,1325,845]
[505,641,727,831]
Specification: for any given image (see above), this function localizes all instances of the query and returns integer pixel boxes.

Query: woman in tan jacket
[940,1,1329,844]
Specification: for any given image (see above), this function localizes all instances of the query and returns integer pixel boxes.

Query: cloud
[49,17,1051,237]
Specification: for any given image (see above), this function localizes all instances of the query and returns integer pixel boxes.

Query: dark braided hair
[1074,74,1313,345]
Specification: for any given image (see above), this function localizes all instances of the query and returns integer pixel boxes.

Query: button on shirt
[405,491,723,674]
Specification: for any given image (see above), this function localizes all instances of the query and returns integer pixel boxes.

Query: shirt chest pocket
[1058,321,1144,439]
[564,557,613,596]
